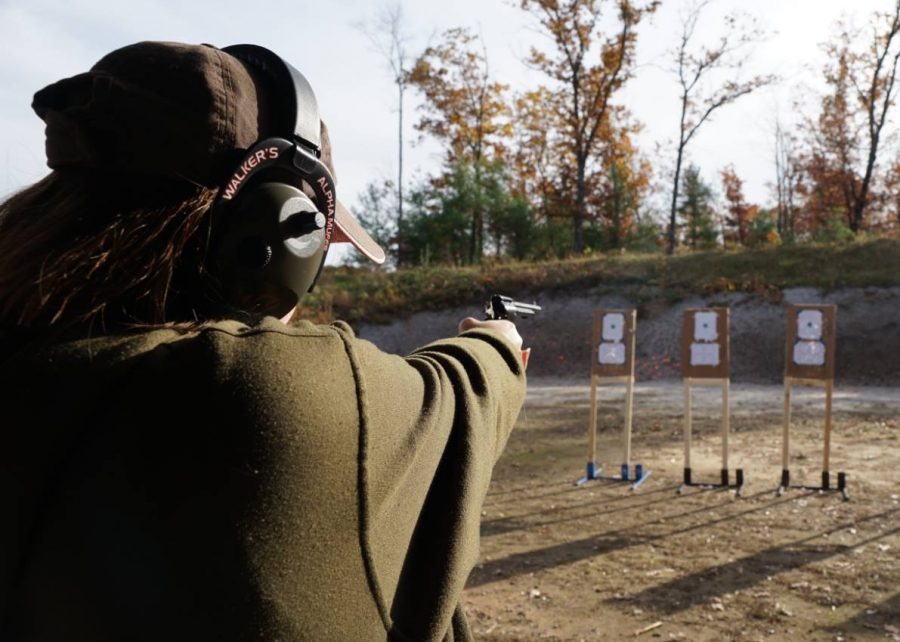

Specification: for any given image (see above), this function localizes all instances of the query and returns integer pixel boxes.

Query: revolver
[484,294,541,321]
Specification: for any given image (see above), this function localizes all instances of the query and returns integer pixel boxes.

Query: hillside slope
[354,285,900,384]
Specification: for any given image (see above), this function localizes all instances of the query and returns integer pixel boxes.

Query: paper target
[602,313,625,342]
[797,310,823,340]
[691,343,720,367]
[793,340,826,366]
[592,309,636,377]
[598,342,626,365]
[694,311,719,342]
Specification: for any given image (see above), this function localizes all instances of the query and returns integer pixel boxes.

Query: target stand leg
[576,374,603,486]
[677,467,692,495]
[777,469,789,497]
[575,461,602,486]
[576,374,646,490]
[622,462,652,490]
[819,470,850,501]
[779,378,849,501]
[733,468,745,497]
[677,379,742,495]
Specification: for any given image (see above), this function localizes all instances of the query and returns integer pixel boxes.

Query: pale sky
[0,0,894,261]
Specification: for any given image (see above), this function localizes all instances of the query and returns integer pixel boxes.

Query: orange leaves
[720,166,757,246]
[407,27,511,167]
[520,0,656,252]
[798,3,900,233]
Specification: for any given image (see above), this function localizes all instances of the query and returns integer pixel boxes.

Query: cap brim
[332,199,386,264]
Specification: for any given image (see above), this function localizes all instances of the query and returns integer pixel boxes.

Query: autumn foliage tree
[407,27,512,262]
[590,118,652,249]
[408,28,511,165]
[720,165,757,245]
[519,0,659,254]
[510,86,567,220]
[881,159,900,232]
[801,2,900,233]
[511,87,650,251]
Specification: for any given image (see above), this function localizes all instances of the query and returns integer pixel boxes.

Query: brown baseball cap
[31,40,385,264]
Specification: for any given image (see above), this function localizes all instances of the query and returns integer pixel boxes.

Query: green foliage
[487,194,538,260]
[355,156,665,268]
[529,218,572,261]
[350,179,398,267]
[625,217,665,253]
[582,214,663,255]
[599,161,640,250]
[401,159,544,265]
[811,213,856,244]
[678,165,719,249]
[747,209,780,247]
[401,180,470,266]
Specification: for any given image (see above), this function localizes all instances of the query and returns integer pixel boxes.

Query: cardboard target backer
[785,304,836,380]
[591,309,636,377]
[681,308,730,379]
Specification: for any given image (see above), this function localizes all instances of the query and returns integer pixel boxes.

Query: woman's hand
[458,317,531,370]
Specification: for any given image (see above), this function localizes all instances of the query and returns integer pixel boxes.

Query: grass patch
[299,238,900,324]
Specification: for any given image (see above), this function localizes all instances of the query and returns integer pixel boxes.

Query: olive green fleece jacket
[0,317,526,642]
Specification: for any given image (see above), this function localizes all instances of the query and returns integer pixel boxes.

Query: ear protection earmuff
[210,44,337,316]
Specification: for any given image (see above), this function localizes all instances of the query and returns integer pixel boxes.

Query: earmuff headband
[222,44,322,154]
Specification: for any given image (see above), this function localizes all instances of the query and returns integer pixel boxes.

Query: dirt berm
[354,286,900,385]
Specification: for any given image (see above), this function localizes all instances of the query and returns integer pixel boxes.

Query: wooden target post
[678,308,745,495]
[778,304,847,500]
[576,309,650,489]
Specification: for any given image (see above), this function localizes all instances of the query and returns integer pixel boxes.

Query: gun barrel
[485,294,541,320]
[508,301,541,316]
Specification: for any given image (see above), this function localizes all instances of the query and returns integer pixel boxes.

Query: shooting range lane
[577,309,650,488]
[349,288,900,637]
[348,289,900,638]
[678,307,740,493]
[466,377,900,642]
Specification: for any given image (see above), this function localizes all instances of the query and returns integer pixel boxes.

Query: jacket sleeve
[331,322,526,642]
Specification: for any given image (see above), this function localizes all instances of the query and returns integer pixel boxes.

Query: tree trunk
[853,136,880,232]
[397,81,405,265]
[470,160,484,264]
[574,154,586,254]
[668,143,685,255]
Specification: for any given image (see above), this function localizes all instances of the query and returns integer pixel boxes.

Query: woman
[0,41,528,641]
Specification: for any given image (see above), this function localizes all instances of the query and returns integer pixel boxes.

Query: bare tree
[773,117,802,238]
[667,0,774,254]
[355,4,412,263]
[843,1,900,231]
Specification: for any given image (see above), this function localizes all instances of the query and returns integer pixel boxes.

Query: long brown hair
[0,170,223,335]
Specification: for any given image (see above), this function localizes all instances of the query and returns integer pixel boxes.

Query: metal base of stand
[677,467,745,497]
[776,469,849,501]
[576,461,652,490]
[575,461,601,486]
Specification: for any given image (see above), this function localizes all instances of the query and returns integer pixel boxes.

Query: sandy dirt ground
[462,379,900,642]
